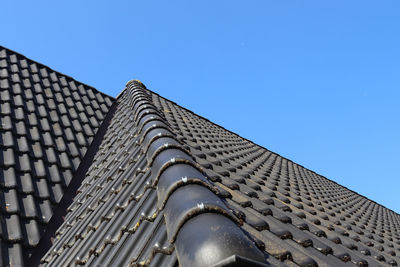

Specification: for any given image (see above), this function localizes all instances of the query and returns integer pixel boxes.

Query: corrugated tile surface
[0,46,114,265]
[150,91,400,266]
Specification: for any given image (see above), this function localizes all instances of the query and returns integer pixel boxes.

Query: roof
[0,46,399,266]
[0,46,114,265]
[39,82,400,267]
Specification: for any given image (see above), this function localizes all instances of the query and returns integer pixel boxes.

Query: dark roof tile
[15,121,27,135]
[38,200,52,223]
[2,189,19,214]
[0,78,9,89]
[47,165,61,183]
[34,178,50,199]
[58,152,71,169]
[23,220,41,247]
[1,148,15,167]
[21,194,38,218]
[0,167,17,188]
[0,102,11,115]
[1,131,14,147]
[49,183,63,203]
[19,173,34,194]
[28,127,40,141]
[1,115,12,130]
[5,214,23,241]
[11,73,21,83]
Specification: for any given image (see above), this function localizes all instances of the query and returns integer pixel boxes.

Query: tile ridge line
[125,80,268,266]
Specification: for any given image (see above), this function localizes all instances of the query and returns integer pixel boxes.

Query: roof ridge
[0,45,114,100]
[123,80,269,266]
[146,89,400,217]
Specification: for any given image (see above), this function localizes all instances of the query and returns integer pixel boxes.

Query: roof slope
[0,46,114,265]
[40,81,400,267]
[152,90,400,266]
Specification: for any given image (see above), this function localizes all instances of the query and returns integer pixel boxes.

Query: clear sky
[2,1,399,213]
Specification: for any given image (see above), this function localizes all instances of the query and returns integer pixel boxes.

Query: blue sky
[2,1,399,213]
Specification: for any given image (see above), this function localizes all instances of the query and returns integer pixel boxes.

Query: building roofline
[0,45,115,101]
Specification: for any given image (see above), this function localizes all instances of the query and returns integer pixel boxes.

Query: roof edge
[0,45,115,100]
